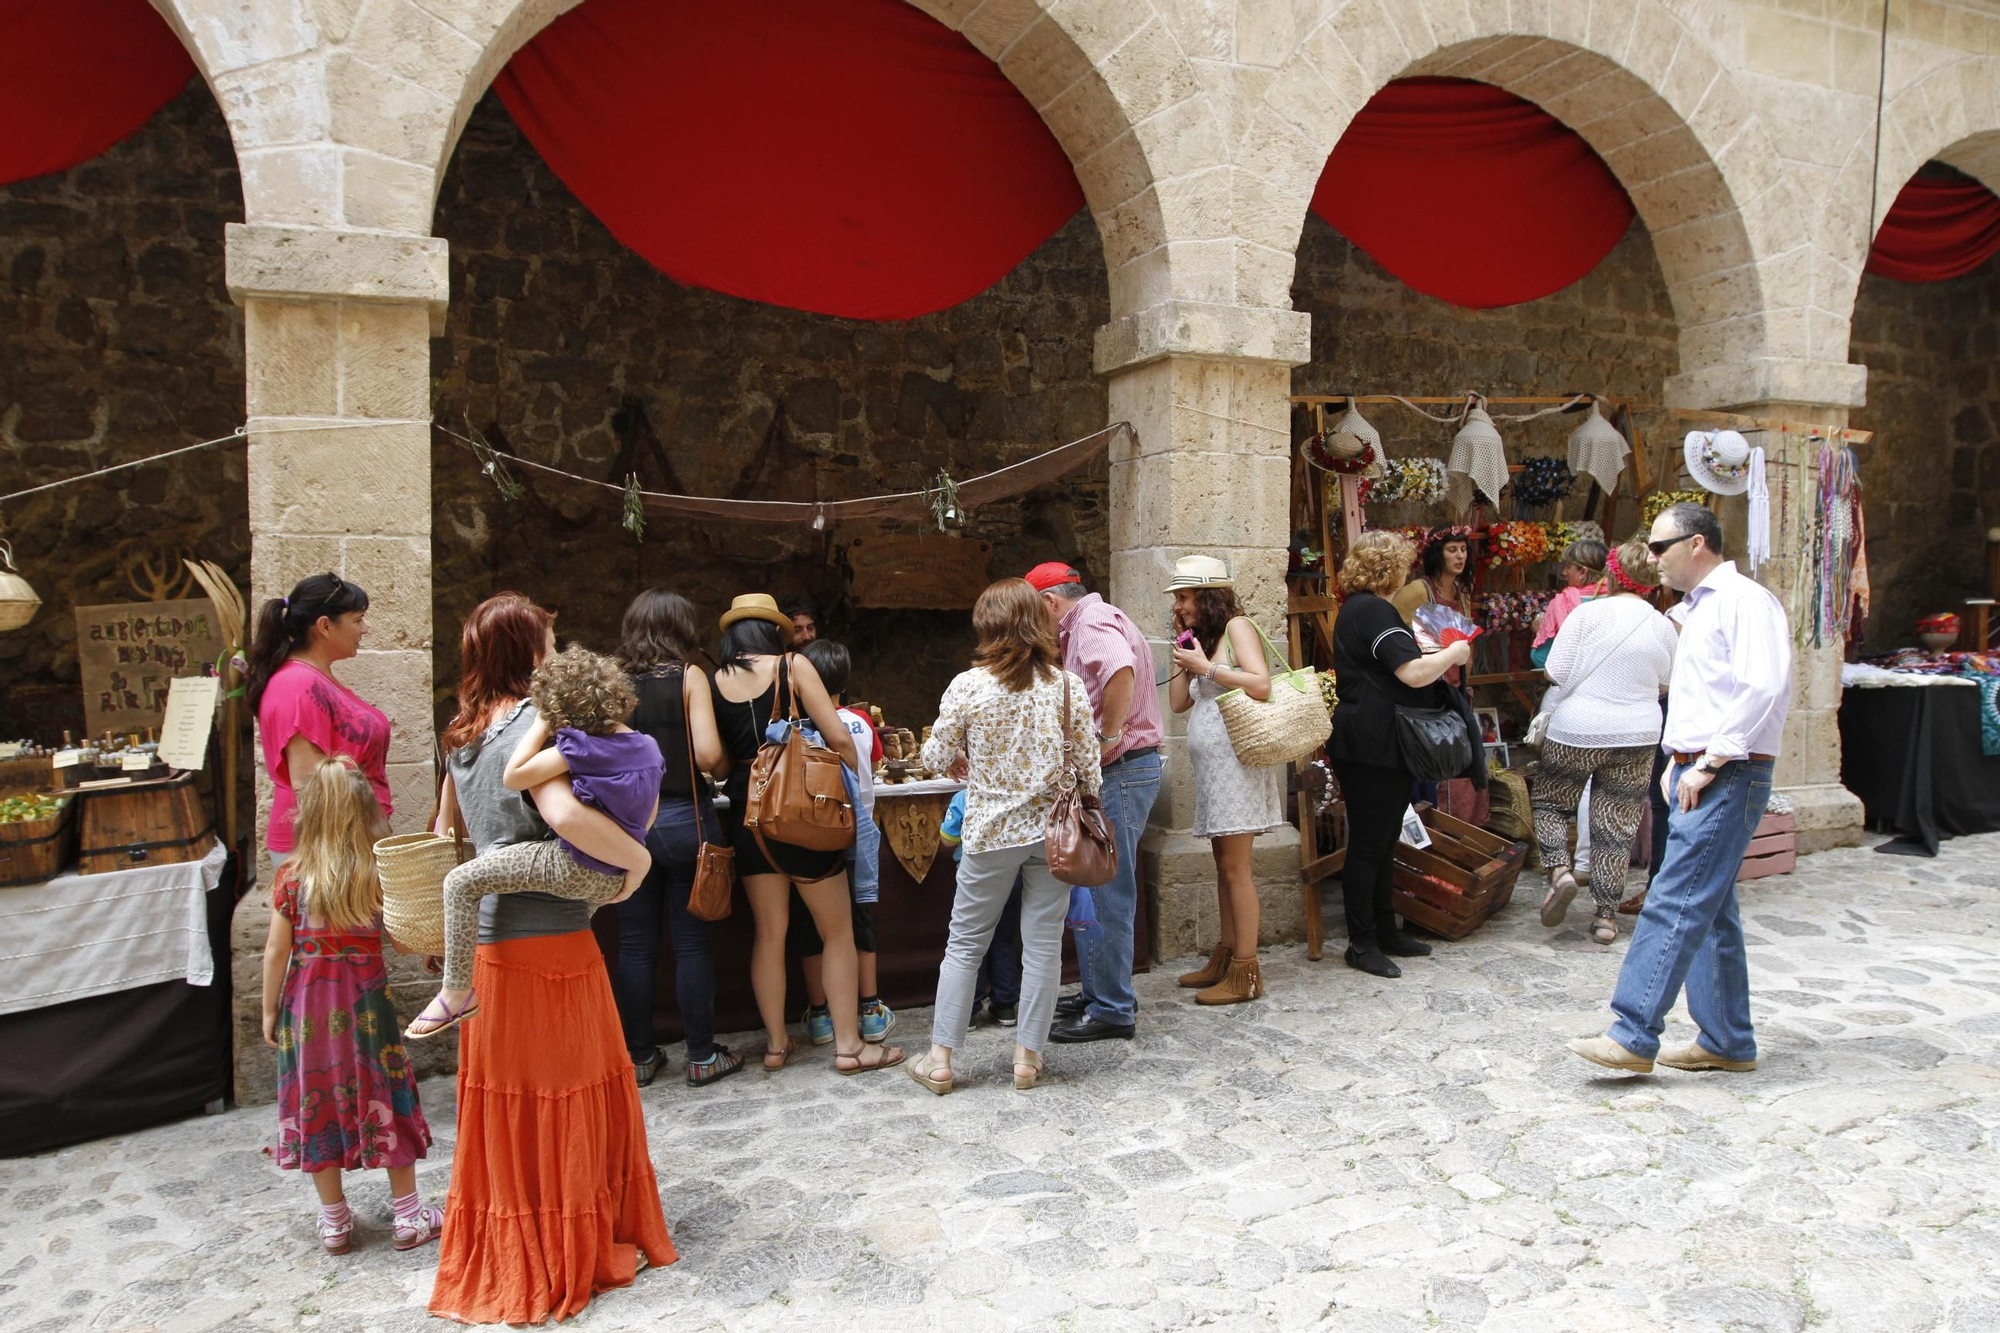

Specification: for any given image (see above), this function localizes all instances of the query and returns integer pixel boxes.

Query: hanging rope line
[0,419,435,507]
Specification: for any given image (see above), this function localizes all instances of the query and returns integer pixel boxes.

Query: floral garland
[1480,589,1555,632]
[1550,519,1606,554]
[1485,520,1553,567]
[1369,457,1448,505]
[1419,523,1474,552]
[1513,456,1576,508]
[1641,488,1708,526]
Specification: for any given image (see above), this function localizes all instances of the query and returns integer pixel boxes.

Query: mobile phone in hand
[1175,630,1197,650]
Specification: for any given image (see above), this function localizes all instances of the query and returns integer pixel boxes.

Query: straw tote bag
[1213,618,1333,768]
[1045,671,1118,886]
[376,759,472,956]
[678,673,736,922]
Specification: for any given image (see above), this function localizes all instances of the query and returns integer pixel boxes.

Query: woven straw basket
[374,831,469,956]
[1214,619,1333,769]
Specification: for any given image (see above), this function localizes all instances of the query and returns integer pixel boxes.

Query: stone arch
[1823,53,2000,355]
[1256,0,1814,407]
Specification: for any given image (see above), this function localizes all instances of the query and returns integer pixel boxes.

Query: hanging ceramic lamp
[1330,400,1386,477]
[1567,399,1629,493]
[1448,398,1508,509]
[0,541,41,633]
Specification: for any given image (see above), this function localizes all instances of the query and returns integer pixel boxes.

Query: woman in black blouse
[615,589,741,1088]
[1330,532,1473,978]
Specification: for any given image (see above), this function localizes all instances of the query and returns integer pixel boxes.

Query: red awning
[0,0,194,188]
[1865,165,2000,283]
[1310,77,1636,309]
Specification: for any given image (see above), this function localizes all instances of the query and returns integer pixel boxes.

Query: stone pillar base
[1779,782,1866,856]
[1143,826,1304,965]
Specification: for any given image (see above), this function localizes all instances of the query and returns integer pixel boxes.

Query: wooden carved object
[877,792,952,884]
[126,548,195,602]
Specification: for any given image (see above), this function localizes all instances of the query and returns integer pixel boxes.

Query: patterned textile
[1530,739,1654,909]
[439,838,623,990]
[1982,678,2000,758]
[272,864,430,1173]
[922,666,1101,855]
[1187,671,1286,839]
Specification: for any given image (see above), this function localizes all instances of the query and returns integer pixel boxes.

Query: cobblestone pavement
[6,832,2000,1333]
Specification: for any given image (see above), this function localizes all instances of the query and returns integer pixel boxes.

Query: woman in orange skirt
[428,594,675,1324]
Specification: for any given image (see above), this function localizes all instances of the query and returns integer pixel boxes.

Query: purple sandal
[404,989,479,1041]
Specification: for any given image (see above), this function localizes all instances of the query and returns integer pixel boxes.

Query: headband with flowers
[1604,547,1657,594]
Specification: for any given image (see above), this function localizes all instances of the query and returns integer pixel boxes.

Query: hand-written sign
[158,675,222,770]
[74,598,224,734]
[847,535,991,610]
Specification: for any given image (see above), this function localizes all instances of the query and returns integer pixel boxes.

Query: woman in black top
[1330,532,1473,978]
[614,589,741,1089]
[710,595,903,1076]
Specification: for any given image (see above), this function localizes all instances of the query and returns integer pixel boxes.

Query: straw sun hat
[1164,555,1233,592]
[719,593,793,634]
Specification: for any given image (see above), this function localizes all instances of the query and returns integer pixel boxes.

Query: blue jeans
[974,881,1023,1008]
[1076,749,1163,1027]
[612,796,721,1063]
[1609,759,1772,1062]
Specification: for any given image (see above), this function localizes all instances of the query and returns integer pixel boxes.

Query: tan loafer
[1657,1042,1756,1072]
[1566,1034,1654,1073]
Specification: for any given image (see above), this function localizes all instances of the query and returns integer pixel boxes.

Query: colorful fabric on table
[1981,678,2000,758]
[270,865,430,1174]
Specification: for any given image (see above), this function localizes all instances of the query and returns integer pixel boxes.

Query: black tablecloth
[0,847,239,1157]
[1840,686,2000,855]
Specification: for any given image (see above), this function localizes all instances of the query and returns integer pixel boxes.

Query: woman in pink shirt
[245,573,391,865]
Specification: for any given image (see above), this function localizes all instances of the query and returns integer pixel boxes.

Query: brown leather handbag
[678,671,736,922]
[1044,671,1118,886]
[743,655,856,855]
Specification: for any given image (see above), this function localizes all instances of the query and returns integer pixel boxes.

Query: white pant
[930,840,1068,1054]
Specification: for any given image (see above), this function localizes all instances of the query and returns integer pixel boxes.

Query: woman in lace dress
[1165,556,1281,1006]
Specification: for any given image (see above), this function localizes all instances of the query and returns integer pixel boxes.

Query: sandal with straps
[404,989,479,1041]
[393,1205,445,1251]
[834,1044,906,1075]
[316,1212,353,1256]
[763,1038,802,1072]
[1591,908,1619,944]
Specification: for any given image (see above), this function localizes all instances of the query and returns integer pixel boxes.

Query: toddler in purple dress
[408,646,663,1038]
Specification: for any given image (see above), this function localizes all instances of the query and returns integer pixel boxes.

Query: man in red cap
[1023,561,1163,1043]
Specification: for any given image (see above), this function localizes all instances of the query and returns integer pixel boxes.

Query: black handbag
[1394,698,1475,781]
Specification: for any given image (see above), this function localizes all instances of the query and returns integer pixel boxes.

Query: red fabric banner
[1310,77,1635,309]
[1866,166,2000,283]
[493,0,1084,321]
[0,0,194,188]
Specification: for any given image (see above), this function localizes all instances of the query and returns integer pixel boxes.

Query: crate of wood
[0,753,54,799]
[1392,804,1529,941]
[0,793,77,887]
[77,774,214,875]
[1738,809,1797,881]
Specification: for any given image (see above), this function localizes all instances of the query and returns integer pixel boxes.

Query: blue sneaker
[860,999,896,1044]
[802,1004,834,1046]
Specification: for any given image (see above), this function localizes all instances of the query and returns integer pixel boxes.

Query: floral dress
[272,864,430,1173]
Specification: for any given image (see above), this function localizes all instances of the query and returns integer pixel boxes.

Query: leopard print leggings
[439,839,624,989]
[1531,739,1654,909]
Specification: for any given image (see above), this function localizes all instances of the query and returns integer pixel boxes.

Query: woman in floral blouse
[910,578,1101,1095]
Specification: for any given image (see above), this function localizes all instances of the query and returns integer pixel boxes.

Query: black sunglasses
[1647,532,1698,557]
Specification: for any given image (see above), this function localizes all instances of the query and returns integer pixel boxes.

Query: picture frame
[1474,707,1502,746]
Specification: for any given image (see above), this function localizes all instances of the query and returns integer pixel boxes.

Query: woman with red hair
[426,593,674,1324]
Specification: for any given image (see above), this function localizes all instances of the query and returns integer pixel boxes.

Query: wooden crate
[77,775,214,875]
[0,795,77,887]
[1738,809,1797,882]
[1391,804,1528,940]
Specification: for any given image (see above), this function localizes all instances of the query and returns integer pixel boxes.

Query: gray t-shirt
[446,700,589,944]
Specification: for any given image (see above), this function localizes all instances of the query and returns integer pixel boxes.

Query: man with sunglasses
[1570,502,1790,1076]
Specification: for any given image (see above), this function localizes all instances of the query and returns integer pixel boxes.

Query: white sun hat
[1683,429,1752,496]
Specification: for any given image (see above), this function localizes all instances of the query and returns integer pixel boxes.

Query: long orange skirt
[428,931,676,1324]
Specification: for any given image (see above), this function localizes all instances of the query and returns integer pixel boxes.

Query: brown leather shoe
[1195,955,1263,1006]
[1657,1042,1756,1072]
[1178,942,1230,989]
[1566,1034,1654,1073]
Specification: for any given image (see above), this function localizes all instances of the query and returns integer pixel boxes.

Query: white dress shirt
[1661,561,1792,760]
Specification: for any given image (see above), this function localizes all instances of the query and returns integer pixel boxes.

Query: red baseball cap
[1023,561,1082,591]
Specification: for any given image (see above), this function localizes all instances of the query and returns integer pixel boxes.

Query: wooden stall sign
[74,598,223,735]
[848,535,991,610]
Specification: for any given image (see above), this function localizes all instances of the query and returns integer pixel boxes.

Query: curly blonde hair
[529,644,638,735]
[1607,533,1663,591]
[1340,530,1417,598]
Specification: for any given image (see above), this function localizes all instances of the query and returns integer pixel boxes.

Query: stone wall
[427,93,1110,727]
[1290,212,1682,541]
[0,81,246,735]
[1847,249,2000,653]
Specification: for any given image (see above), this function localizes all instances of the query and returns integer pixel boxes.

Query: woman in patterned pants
[1531,535,1681,943]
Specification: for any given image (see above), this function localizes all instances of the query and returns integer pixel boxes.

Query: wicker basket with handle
[1212,618,1332,769]
[374,830,469,955]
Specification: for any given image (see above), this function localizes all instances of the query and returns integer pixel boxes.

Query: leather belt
[1670,751,1775,766]
[1105,745,1158,767]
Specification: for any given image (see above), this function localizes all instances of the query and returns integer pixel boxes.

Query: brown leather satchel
[1044,670,1118,886]
[677,670,736,922]
[743,655,856,855]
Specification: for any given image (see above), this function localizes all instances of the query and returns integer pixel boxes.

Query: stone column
[222,222,449,1103]
[1667,382,1869,855]
[1096,303,1312,960]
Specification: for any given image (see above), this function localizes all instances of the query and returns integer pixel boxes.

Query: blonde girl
[260,755,439,1255]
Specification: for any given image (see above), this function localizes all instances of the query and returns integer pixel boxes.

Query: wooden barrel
[77,776,215,875]
[0,796,76,887]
